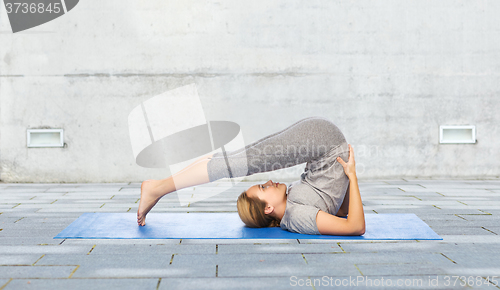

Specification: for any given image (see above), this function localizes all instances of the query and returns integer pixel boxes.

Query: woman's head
[237,180,287,228]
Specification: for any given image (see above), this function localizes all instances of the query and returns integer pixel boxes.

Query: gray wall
[1,0,499,182]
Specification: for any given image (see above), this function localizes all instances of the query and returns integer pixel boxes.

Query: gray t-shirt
[280,142,350,235]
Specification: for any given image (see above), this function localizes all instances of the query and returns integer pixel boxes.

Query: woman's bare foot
[137,180,165,226]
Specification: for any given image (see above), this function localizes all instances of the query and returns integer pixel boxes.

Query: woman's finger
[336,156,345,166]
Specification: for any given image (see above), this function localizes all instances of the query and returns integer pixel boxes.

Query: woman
[137,116,365,236]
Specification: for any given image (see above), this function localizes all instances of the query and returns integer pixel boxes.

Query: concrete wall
[1,0,499,182]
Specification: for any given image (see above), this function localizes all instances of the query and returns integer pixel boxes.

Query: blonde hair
[237,190,281,228]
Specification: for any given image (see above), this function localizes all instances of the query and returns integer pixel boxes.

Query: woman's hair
[237,190,281,228]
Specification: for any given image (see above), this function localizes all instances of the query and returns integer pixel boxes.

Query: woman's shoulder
[280,201,321,235]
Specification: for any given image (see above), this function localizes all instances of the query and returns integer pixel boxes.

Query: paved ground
[1,179,500,290]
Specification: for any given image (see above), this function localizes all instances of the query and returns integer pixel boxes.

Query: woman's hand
[337,144,356,179]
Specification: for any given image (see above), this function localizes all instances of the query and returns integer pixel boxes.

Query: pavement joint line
[127,207,131,212]
[11,203,21,209]
[156,278,162,290]
[457,201,468,205]
[14,217,25,223]
[100,203,105,208]
[353,264,364,276]
[440,253,457,264]
[455,214,468,220]
[308,276,317,290]
[481,227,498,235]
[29,196,36,200]
[483,276,500,289]
[169,254,175,265]
[436,192,445,196]
[417,184,426,188]
[216,244,218,254]
[135,198,140,203]
[215,265,218,277]
[301,253,308,264]
[0,278,12,290]
[372,209,378,213]
[479,209,492,215]
[32,254,45,266]
[179,239,182,244]
[110,195,115,199]
[87,245,96,255]
[50,199,58,204]
[432,205,441,209]
[337,243,346,253]
[68,265,80,278]
[398,188,405,192]
[410,195,422,201]
[59,239,65,245]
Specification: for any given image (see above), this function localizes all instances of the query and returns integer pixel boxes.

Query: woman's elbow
[353,225,365,236]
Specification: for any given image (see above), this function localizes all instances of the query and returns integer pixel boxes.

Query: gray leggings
[207,116,347,182]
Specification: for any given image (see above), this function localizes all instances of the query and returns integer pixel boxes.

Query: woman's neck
[272,196,287,220]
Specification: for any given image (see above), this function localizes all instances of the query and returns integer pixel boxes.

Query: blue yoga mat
[54,213,442,240]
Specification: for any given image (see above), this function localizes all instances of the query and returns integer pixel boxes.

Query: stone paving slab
[356,263,449,276]
[0,245,93,255]
[439,251,500,268]
[428,226,496,235]
[38,254,212,278]
[217,243,344,254]
[88,244,215,255]
[0,228,73,238]
[337,241,500,254]
[304,252,452,268]
[0,266,77,278]
[4,278,159,290]
[158,277,296,290]
[172,253,364,277]
[0,255,43,266]
[0,237,65,245]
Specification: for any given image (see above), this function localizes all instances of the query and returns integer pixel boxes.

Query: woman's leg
[207,116,346,181]
[137,152,214,226]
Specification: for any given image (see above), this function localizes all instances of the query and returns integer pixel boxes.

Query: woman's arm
[316,144,365,235]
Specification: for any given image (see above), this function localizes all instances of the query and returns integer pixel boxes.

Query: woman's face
[246,180,287,208]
